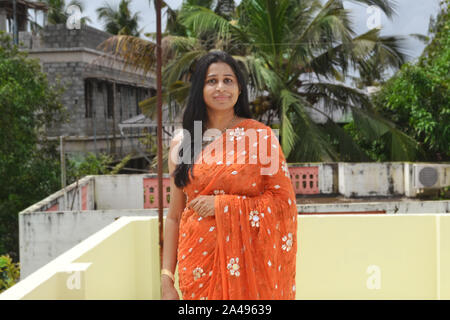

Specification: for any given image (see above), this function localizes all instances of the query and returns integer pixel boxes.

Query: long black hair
[173,51,252,188]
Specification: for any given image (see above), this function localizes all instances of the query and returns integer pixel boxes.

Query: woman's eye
[207,79,216,84]
[224,78,233,84]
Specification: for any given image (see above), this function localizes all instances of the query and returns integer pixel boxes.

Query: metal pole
[60,136,67,211]
[156,0,164,271]
[12,0,18,45]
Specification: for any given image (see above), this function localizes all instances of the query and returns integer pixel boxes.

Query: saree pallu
[178,119,297,300]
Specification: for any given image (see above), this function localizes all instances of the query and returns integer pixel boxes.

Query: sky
[80,0,442,61]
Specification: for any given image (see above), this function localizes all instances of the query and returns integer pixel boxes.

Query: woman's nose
[216,81,225,90]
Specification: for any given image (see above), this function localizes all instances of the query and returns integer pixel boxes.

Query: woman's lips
[214,95,230,100]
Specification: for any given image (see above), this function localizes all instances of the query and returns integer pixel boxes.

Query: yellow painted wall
[2,214,450,300]
[296,215,438,299]
[439,216,450,299]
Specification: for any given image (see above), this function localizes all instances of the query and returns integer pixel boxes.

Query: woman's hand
[187,195,216,218]
[161,276,180,300]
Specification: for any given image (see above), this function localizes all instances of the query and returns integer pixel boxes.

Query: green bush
[0,255,20,294]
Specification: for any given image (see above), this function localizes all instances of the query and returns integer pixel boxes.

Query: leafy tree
[0,32,136,262]
[0,32,66,259]
[100,0,415,162]
[367,0,450,161]
[96,0,141,37]
[0,254,20,293]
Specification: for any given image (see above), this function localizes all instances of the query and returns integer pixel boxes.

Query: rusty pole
[155,0,164,271]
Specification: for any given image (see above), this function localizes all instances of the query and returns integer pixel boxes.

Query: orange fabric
[178,119,298,300]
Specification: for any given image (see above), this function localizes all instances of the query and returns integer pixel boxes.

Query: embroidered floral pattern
[249,210,263,228]
[228,127,245,141]
[227,258,241,277]
[282,233,293,252]
[193,267,206,281]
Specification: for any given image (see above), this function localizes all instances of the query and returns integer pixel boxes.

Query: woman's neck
[206,110,237,132]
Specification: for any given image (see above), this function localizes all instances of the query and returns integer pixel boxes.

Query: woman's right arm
[161,135,186,300]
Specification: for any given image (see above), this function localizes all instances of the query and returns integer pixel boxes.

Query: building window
[85,80,93,118]
[107,83,114,119]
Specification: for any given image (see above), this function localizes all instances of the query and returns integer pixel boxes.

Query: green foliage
[66,152,134,183]
[141,0,409,161]
[0,255,20,293]
[103,0,415,162]
[369,0,450,161]
[66,153,113,184]
[0,32,66,259]
[0,32,134,260]
[96,0,141,36]
[343,121,388,161]
[41,0,91,26]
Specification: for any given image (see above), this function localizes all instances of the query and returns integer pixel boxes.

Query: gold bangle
[161,269,175,282]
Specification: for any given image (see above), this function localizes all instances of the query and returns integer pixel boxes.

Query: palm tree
[42,0,91,25]
[100,0,418,162]
[96,0,141,37]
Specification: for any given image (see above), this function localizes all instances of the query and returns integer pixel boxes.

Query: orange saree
[178,118,297,300]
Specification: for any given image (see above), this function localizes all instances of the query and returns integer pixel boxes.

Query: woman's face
[203,62,240,113]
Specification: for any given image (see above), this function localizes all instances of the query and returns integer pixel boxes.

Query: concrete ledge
[3,214,450,299]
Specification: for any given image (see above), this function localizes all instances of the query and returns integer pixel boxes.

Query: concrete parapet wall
[16,165,450,279]
[40,24,112,50]
[94,174,170,210]
[3,215,450,300]
[19,175,95,214]
[338,162,405,197]
[19,209,162,279]
[299,200,450,215]
[18,199,450,279]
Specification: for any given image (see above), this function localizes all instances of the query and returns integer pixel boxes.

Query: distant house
[27,24,163,161]
[1,6,178,165]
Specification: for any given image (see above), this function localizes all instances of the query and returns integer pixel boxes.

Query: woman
[161,51,297,300]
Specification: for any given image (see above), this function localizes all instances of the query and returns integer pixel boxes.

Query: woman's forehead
[206,62,236,77]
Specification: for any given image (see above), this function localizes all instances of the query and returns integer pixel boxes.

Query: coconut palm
[96,0,141,37]
[100,0,418,162]
[42,0,91,25]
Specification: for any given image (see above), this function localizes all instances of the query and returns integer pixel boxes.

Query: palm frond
[161,36,202,64]
[303,28,408,81]
[346,0,397,19]
[283,91,339,162]
[410,33,430,45]
[178,5,232,41]
[163,50,206,86]
[279,89,300,157]
[238,0,292,60]
[352,108,418,160]
[237,55,284,94]
[302,82,371,111]
[139,81,191,119]
[321,119,371,161]
[98,35,156,75]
